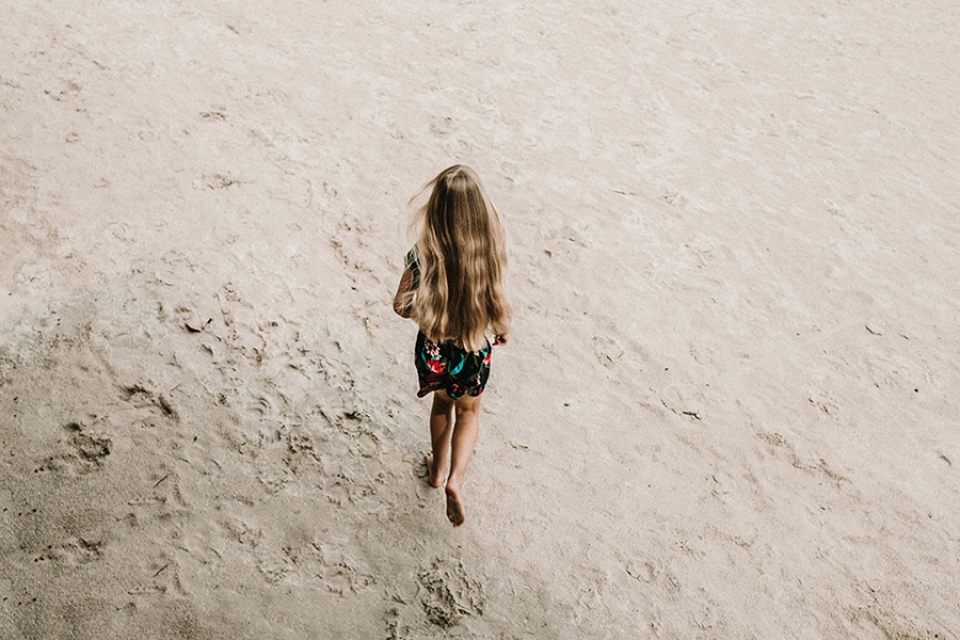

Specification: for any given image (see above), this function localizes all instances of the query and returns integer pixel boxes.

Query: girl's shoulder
[404,246,421,287]
[404,246,420,271]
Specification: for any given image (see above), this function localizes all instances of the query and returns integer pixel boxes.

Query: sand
[2,0,959,637]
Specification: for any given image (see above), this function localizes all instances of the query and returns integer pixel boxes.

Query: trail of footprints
[8,269,493,634]
[158,278,397,598]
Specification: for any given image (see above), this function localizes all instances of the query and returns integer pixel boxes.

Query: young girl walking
[393,165,512,527]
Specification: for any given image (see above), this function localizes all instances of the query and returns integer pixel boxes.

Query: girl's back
[406,165,511,352]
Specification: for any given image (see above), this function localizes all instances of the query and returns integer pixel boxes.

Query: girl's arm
[393,268,414,318]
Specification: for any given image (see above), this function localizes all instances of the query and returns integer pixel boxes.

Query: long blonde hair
[409,165,511,352]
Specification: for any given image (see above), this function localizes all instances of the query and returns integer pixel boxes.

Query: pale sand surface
[2,1,960,638]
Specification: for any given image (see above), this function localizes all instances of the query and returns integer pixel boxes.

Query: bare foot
[445,483,465,527]
[424,452,446,488]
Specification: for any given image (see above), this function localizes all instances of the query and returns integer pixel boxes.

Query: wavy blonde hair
[409,165,511,352]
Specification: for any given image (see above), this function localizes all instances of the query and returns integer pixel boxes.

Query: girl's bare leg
[426,390,455,487]
[445,393,481,527]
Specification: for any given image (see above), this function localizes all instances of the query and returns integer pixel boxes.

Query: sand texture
[2,0,960,638]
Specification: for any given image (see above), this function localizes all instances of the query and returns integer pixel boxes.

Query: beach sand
[2,0,959,637]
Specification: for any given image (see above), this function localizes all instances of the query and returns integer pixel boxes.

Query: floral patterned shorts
[415,331,492,399]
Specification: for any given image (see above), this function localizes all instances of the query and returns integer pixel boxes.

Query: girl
[393,165,512,527]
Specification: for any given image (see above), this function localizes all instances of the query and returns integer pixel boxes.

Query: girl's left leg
[444,393,482,527]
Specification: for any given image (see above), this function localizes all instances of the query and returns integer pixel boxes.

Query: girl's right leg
[426,390,455,488]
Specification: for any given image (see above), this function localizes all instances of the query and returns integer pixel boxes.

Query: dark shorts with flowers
[415,331,492,400]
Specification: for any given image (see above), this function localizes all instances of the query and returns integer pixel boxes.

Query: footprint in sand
[120,384,178,421]
[626,560,657,583]
[246,394,275,418]
[416,558,484,629]
[314,543,376,596]
[32,537,104,567]
[33,422,111,475]
[659,385,703,421]
[126,467,182,508]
